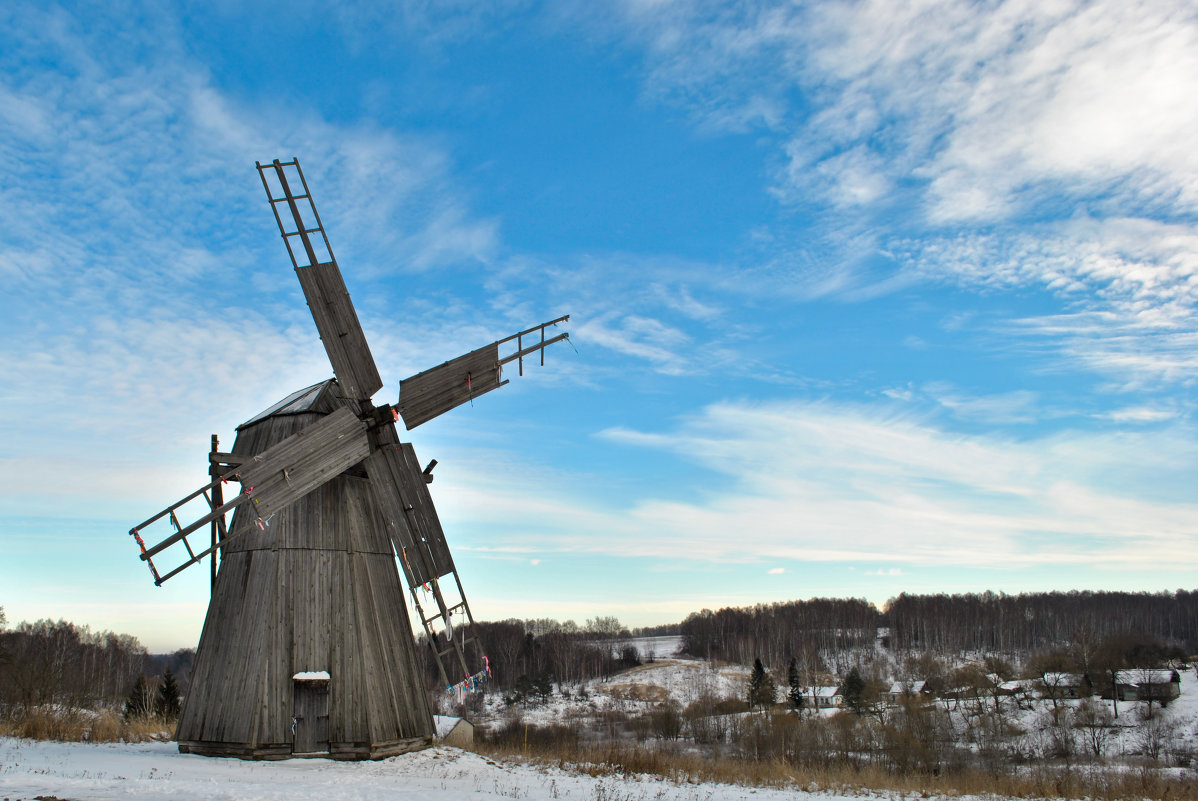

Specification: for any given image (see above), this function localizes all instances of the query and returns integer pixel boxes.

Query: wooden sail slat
[294,260,383,401]
[237,406,370,521]
[258,158,383,402]
[397,343,503,429]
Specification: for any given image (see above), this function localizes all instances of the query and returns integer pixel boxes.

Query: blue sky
[2,1,1197,652]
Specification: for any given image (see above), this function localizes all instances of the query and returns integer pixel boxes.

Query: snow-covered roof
[292,671,330,681]
[808,686,841,698]
[888,680,926,694]
[433,715,470,738]
[1039,672,1084,686]
[1114,669,1178,685]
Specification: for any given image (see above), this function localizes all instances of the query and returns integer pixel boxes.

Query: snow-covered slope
[0,737,944,801]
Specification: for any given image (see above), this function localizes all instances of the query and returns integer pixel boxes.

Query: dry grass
[473,729,1198,801]
[0,707,174,743]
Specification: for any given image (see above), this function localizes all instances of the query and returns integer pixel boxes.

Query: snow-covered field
[0,737,937,801]
[490,657,753,727]
[621,636,684,662]
[3,642,1196,801]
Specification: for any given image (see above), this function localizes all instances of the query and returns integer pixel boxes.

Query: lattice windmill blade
[131,406,370,584]
[397,315,570,429]
[362,425,482,687]
[256,159,383,401]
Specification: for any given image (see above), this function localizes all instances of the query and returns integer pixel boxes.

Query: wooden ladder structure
[128,446,241,586]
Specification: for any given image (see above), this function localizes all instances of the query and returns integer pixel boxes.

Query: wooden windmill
[129,158,569,760]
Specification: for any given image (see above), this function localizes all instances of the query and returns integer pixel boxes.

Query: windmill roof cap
[238,379,338,429]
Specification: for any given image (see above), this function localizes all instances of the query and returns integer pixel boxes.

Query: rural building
[1109,669,1182,702]
[807,686,843,709]
[434,716,474,748]
[1036,672,1086,700]
[885,680,929,704]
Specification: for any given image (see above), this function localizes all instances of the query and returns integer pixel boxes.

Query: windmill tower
[129,159,569,760]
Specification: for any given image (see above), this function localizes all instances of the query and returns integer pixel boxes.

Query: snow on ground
[621,636,684,661]
[4,651,1195,800]
[992,667,1198,757]
[0,737,953,801]
[469,657,753,727]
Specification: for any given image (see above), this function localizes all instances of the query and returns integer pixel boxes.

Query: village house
[885,679,929,705]
[1108,669,1182,703]
[806,686,843,709]
[1036,672,1087,700]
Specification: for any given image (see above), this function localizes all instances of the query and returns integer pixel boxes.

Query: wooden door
[292,680,330,754]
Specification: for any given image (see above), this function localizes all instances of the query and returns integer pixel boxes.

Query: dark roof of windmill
[238,379,340,430]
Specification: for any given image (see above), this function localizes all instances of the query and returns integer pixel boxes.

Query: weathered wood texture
[257,159,382,403]
[395,442,455,583]
[237,406,370,521]
[397,343,503,429]
[294,261,383,401]
[364,443,455,589]
[176,392,434,760]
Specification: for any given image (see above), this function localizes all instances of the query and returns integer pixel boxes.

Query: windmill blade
[397,342,505,430]
[131,406,371,584]
[397,315,570,429]
[256,158,383,401]
[363,426,480,685]
[236,406,371,522]
[364,439,455,587]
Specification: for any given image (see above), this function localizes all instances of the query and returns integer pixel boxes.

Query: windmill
[128,159,570,760]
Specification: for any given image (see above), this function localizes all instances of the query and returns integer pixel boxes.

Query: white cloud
[612,0,1198,220]
[908,217,1198,308]
[897,216,1198,387]
[922,384,1042,425]
[767,567,785,575]
[1100,406,1179,424]
[576,313,694,375]
[437,400,1198,571]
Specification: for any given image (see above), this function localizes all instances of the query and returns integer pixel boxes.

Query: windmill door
[292,675,330,755]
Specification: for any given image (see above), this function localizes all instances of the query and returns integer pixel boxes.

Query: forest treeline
[419,617,643,695]
[3,590,1196,711]
[679,590,1198,670]
[0,610,194,712]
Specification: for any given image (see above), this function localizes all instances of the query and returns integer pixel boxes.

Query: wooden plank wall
[176,400,434,759]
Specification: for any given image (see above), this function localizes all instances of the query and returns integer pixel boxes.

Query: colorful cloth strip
[445,662,492,703]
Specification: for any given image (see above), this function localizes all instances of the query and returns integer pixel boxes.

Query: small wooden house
[1110,669,1181,702]
[434,715,474,748]
[1036,672,1086,700]
[886,680,928,705]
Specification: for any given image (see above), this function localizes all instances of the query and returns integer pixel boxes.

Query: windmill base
[177,735,433,761]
